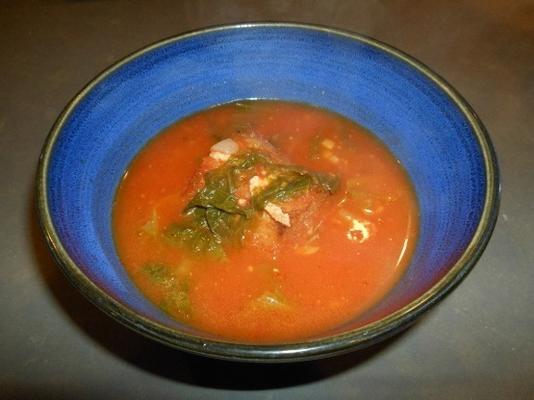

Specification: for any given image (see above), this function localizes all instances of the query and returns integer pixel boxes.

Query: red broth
[113,101,418,343]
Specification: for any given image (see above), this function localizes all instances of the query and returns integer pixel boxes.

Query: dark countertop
[1,1,533,398]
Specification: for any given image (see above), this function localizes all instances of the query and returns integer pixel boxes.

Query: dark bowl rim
[36,22,500,363]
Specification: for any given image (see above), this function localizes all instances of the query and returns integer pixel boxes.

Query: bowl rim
[36,22,500,362]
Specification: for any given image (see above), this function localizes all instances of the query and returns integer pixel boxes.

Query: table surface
[2,1,533,398]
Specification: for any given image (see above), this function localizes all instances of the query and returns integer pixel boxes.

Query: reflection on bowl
[37,23,499,362]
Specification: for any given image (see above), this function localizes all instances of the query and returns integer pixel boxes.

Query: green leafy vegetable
[313,171,340,193]
[167,149,339,258]
[143,261,192,320]
[205,208,245,242]
[166,151,270,257]
[143,263,174,287]
[253,173,313,209]
[228,151,270,170]
[160,290,191,320]
[188,171,241,215]
[186,151,268,217]
[252,165,339,209]
[166,209,227,258]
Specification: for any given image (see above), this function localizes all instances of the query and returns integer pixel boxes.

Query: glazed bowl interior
[39,24,498,361]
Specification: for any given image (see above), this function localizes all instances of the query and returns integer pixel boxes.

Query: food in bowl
[38,23,498,361]
[113,100,419,342]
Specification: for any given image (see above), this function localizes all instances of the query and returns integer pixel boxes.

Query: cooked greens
[143,263,173,286]
[252,168,339,209]
[165,150,339,257]
[252,173,313,209]
[143,262,192,320]
[160,290,191,320]
[166,208,230,258]
[313,171,340,193]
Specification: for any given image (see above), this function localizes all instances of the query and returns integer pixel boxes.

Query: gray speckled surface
[1,1,533,398]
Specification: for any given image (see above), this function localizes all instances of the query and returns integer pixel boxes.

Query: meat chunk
[264,202,291,227]
[178,131,338,256]
[183,133,277,202]
[209,138,239,161]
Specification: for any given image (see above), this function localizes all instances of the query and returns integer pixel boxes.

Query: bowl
[37,23,499,362]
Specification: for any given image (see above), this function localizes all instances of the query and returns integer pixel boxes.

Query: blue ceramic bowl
[37,23,499,362]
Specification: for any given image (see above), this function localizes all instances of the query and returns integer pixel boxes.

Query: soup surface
[113,101,418,343]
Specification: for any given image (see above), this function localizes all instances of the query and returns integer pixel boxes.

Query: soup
[113,101,418,343]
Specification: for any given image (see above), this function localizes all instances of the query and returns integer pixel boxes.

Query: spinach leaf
[188,171,241,214]
[165,212,226,259]
[228,151,271,170]
[312,171,340,194]
[143,262,192,320]
[160,290,191,320]
[205,208,245,243]
[186,154,259,217]
[253,172,313,209]
[168,148,339,258]
[143,263,173,286]
[167,199,248,257]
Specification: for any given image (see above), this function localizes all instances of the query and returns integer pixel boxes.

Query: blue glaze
[45,26,491,339]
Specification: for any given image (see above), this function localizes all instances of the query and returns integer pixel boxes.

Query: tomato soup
[113,101,418,343]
